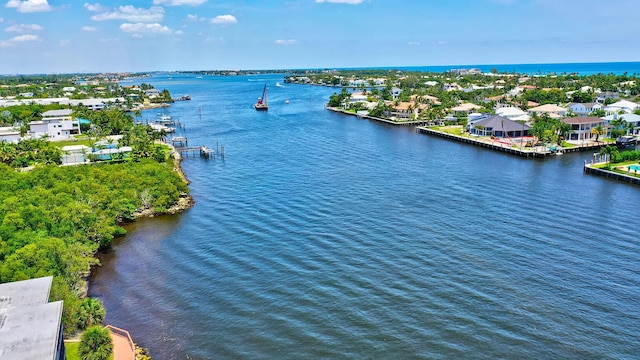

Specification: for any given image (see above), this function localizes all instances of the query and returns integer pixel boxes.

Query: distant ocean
[325,62,640,76]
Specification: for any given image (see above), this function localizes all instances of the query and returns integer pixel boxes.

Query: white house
[604,100,640,114]
[495,106,530,121]
[29,109,80,140]
[528,104,568,118]
[602,113,640,135]
[566,102,603,115]
[0,126,21,143]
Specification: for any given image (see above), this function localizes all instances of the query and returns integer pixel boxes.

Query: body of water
[90,72,640,359]
[328,61,640,75]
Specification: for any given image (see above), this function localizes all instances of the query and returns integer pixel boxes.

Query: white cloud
[187,13,205,21]
[210,14,237,25]
[91,5,164,22]
[83,2,108,12]
[131,33,143,38]
[437,40,447,45]
[59,39,70,46]
[5,23,43,32]
[0,17,3,22]
[120,22,173,34]
[315,0,364,3]
[153,0,207,5]
[5,0,52,13]
[175,30,183,35]
[12,34,40,42]
[274,39,298,45]
[82,26,98,32]
[408,41,420,46]
[98,38,118,42]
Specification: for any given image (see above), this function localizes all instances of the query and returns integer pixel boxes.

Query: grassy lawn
[432,125,464,136]
[65,342,80,360]
[593,161,640,177]
[52,139,93,148]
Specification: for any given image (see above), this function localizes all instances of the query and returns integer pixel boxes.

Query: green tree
[79,326,113,360]
[591,125,605,142]
[77,297,106,330]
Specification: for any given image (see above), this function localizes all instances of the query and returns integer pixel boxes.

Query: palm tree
[591,125,605,143]
[77,298,106,330]
[78,326,113,360]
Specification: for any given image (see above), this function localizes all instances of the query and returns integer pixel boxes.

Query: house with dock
[468,115,530,137]
[561,116,605,142]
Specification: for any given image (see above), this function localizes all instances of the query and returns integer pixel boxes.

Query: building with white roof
[29,109,80,140]
[0,276,66,360]
[604,100,640,115]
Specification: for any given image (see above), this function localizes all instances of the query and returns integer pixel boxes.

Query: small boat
[254,84,268,111]
[285,99,290,104]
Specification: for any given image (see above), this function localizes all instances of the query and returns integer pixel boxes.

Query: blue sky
[1,0,639,74]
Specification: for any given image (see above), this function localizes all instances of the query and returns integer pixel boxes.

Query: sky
[1,0,640,74]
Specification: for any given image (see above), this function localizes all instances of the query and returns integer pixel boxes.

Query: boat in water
[254,84,268,111]
[285,99,290,104]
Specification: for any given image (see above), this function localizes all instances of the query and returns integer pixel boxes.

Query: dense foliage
[0,160,188,335]
[0,138,64,167]
[79,326,113,360]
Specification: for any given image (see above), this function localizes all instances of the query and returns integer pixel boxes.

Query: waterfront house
[384,101,427,120]
[528,104,568,118]
[144,89,161,98]
[468,115,530,137]
[561,116,605,142]
[0,276,66,360]
[602,113,640,135]
[349,92,368,103]
[566,102,603,116]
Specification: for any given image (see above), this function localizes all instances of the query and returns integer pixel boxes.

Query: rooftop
[0,276,64,360]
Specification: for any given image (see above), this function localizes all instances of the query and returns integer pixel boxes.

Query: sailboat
[254,84,268,110]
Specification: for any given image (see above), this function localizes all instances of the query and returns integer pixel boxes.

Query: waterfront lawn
[593,161,640,177]
[432,125,464,136]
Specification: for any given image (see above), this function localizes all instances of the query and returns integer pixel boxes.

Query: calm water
[90,73,640,359]
[325,61,640,75]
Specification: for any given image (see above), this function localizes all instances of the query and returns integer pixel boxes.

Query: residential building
[596,91,619,103]
[495,107,530,121]
[451,103,481,116]
[29,109,79,140]
[468,115,530,137]
[604,100,640,114]
[0,276,66,360]
[602,113,640,135]
[566,102,604,116]
[528,104,568,118]
[561,116,605,142]
[0,126,21,143]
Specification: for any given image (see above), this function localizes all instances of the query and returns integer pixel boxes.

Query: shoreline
[131,144,194,219]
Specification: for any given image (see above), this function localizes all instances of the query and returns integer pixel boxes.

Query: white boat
[285,99,290,104]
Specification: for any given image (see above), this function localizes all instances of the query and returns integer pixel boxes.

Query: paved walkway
[106,325,136,360]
